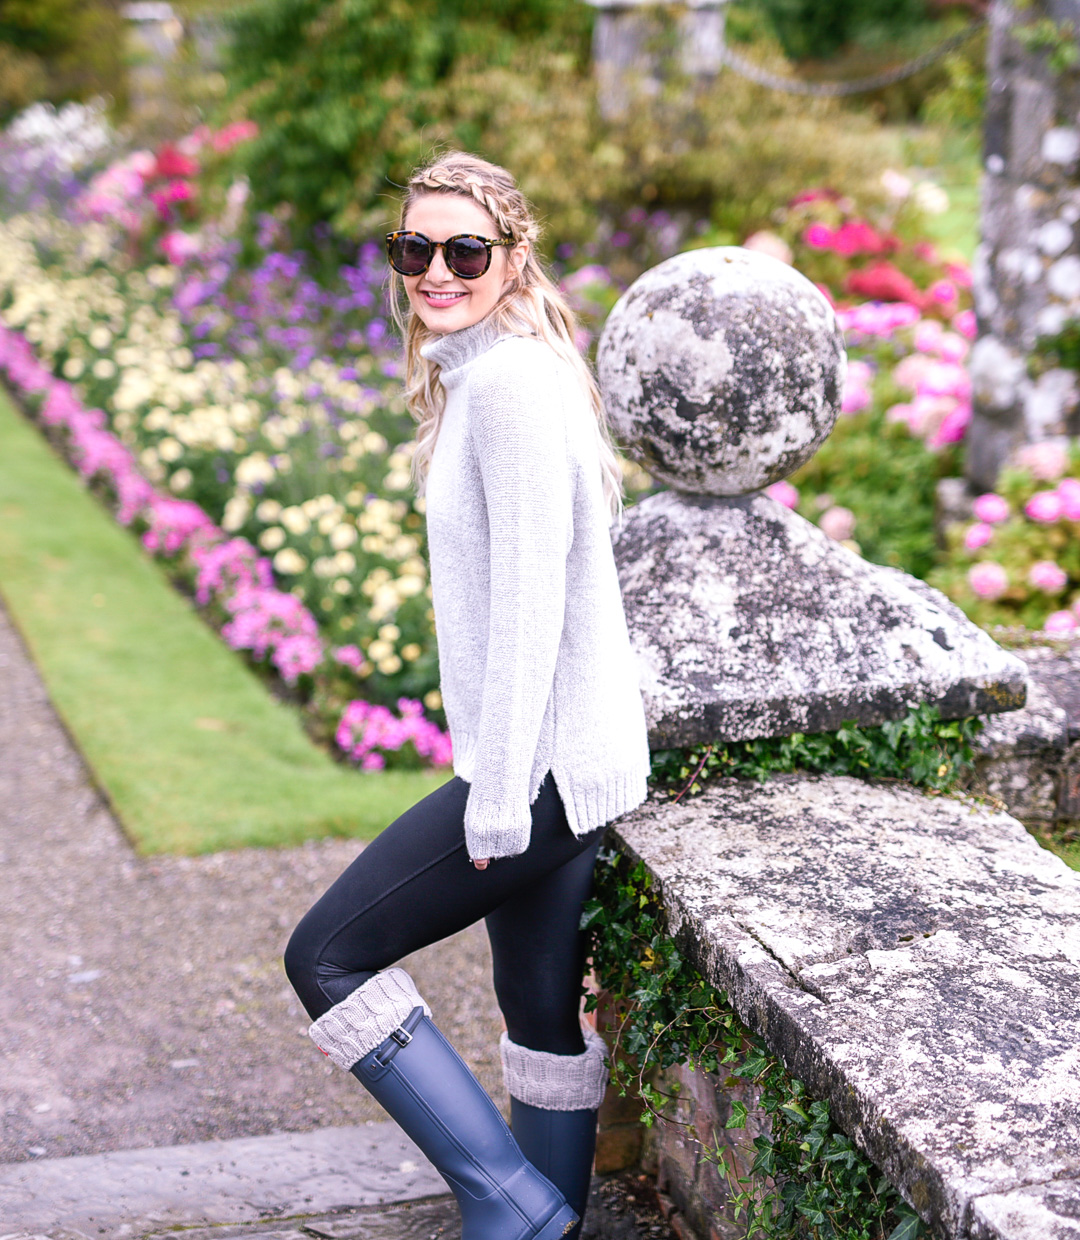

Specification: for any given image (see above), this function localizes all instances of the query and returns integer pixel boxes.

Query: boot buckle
[390,1026,412,1049]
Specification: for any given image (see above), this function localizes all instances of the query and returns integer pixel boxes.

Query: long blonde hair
[390,151,624,522]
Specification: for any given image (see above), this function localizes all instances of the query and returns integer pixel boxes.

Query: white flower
[258,527,286,551]
[91,357,116,379]
[235,453,276,487]
[329,523,357,550]
[157,436,184,462]
[913,181,949,216]
[169,468,193,493]
[222,496,250,532]
[88,325,112,350]
[273,548,307,574]
[256,499,282,523]
[280,506,310,535]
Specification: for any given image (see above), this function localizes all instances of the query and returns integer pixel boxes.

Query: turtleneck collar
[419,317,507,378]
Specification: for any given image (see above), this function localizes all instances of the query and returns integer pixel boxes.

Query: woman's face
[401,193,527,335]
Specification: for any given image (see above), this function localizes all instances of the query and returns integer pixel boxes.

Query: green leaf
[725,1100,749,1129]
[888,1209,925,1240]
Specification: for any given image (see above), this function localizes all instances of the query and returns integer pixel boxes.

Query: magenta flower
[333,644,366,672]
[803,223,834,249]
[963,522,993,551]
[951,309,976,340]
[972,493,1010,524]
[1028,560,1068,593]
[968,561,1009,600]
[1025,490,1064,523]
[1057,477,1080,521]
[764,480,799,509]
[928,402,971,449]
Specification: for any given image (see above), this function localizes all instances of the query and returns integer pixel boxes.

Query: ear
[507,237,529,278]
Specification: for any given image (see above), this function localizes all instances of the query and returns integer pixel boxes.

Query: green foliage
[217,0,896,249]
[791,404,959,582]
[583,854,928,1239]
[649,704,982,800]
[756,0,930,61]
[1012,17,1080,75]
[1032,318,1080,375]
[0,0,126,121]
[218,0,590,238]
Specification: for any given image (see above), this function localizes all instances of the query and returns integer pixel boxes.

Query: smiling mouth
[422,290,467,304]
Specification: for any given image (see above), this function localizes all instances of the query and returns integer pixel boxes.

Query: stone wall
[968,0,1080,489]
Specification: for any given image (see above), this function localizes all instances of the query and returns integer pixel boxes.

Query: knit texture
[421,319,651,860]
[308,968,431,1071]
[500,1027,610,1111]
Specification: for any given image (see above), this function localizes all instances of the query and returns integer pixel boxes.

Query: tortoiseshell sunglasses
[385,230,514,279]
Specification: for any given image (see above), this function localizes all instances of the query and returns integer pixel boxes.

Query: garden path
[0,593,507,1167]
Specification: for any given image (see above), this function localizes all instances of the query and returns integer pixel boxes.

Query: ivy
[649,703,982,801]
[583,854,930,1239]
[1012,17,1079,74]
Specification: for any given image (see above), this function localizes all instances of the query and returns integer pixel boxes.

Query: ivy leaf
[725,1100,749,1129]
[888,1209,925,1240]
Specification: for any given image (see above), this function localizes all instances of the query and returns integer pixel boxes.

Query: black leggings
[284,773,603,1056]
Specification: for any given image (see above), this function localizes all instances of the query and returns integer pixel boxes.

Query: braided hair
[391,151,624,523]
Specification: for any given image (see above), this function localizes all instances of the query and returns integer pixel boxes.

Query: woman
[284,151,650,1240]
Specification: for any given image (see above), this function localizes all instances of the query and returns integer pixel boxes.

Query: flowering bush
[931,446,1080,631]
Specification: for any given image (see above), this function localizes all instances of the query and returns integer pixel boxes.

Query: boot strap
[371,1004,425,1067]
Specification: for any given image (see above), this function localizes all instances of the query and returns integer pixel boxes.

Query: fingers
[473,858,490,870]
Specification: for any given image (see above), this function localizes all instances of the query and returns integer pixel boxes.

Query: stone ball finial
[597,247,845,496]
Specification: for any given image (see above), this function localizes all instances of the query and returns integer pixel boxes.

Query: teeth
[427,292,462,301]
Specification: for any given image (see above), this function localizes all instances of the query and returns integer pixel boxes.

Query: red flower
[844,261,926,308]
[152,143,199,180]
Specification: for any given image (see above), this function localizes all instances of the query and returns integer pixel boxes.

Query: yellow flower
[424,689,442,710]
[157,436,183,462]
[402,643,422,661]
[377,654,403,675]
[378,624,400,641]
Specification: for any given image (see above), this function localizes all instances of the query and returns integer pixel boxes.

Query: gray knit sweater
[420,318,650,860]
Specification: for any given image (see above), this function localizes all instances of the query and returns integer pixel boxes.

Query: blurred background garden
[3,0,1078,851]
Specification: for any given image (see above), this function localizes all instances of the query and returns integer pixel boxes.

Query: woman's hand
[473,858,490,871]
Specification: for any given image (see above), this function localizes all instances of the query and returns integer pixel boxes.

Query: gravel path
[0,597,506,1165]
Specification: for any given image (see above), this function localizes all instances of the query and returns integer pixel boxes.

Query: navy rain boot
[309,969,577,1240]
[510,1099,598,1240]
[500,1028,610,1240]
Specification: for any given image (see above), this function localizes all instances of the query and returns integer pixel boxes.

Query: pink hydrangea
[972,493,1010,524]
[964,522,993,551]
[765,480,799,509]
[928,278,958,306]
[1017,441,1068,482]
[969,561,1009,600]
[1028,560,1068,593]
[1025,490,1064,523]
[333,644,367,672]
[820,506,856,542]
[913,319,945,354]
[1044,610,1077,635]
[937,332,969,364]
[928,402,972,449]
[1057,477,1080,521]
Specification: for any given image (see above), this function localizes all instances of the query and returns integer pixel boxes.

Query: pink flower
[803,223,834,249]
[1028,560,1068,593]
[968,561,1009,600]
[928,402,971,448]
[885,402,914,426]
[161,230,202,265]
[841,383,871,415]
[964,522,993,550]
[913,319,945,354]
[937,332,969,364]
[1057,477,1080,520]
[820,506,856,541]
[742,231,793,264]
[891,353,936,391]
[333,644,366,672]
[951,309,977,340]
[929,278,958,306]
[1025,490,1064,523]
[972,493,1010,524]
[765,480,799,509]
[1044,610,1077,634]
[1017,441,1068,482]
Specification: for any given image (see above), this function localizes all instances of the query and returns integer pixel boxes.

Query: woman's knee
[283,913,327,1019]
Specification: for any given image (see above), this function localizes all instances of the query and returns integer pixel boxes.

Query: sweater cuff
[464,792,532,860]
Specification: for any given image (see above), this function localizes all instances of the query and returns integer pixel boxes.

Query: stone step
[611,775,1080,1240]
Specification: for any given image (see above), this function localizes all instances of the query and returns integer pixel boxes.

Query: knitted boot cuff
[308,968,431,1072]
[500,1028,609,1111]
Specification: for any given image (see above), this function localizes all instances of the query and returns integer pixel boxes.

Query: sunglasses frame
[385,230,514,280]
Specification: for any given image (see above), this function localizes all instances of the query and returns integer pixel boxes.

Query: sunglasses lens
[446,237,490,278]
[389,234,432,275]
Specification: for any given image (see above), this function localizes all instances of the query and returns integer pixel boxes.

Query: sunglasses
[386,230,514,280]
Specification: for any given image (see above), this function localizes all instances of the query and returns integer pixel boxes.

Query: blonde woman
[285,152,650,1240]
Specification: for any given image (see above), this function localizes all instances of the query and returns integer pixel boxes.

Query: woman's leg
[484,837,607,1240]
[282,772,602,1240]
[284,772,598,1022]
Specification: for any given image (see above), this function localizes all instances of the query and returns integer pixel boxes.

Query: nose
[427,245,452,282]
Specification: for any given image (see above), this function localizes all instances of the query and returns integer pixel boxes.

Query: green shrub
[217,0,896,248]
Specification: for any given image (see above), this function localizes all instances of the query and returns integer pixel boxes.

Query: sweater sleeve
[463,345,572,860]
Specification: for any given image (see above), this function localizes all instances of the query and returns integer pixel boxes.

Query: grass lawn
[0,385,449,854]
